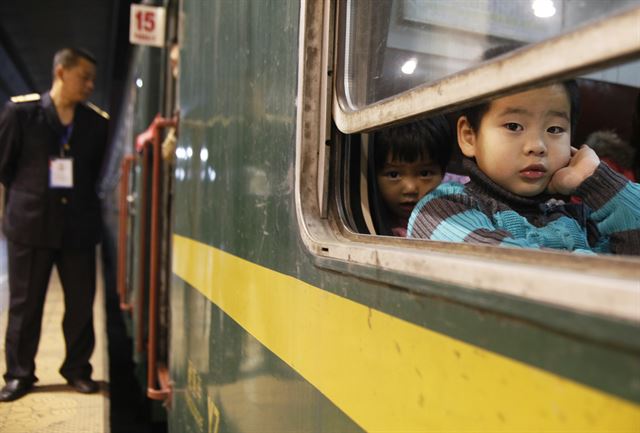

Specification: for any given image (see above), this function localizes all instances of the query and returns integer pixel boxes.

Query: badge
[50,158,73,188]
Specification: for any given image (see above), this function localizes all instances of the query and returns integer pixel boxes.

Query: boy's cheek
[558,147,572,167]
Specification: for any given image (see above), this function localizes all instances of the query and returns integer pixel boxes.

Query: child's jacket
[407,158,640,255]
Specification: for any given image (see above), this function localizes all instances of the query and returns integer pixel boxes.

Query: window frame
[295,0,640,326]
[334,4,640,133]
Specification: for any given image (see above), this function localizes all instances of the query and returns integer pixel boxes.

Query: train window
[340,73,640,247]
[331,0,640,249]
[296,1,639,323]
[333,2,640,133]
[337,0,639,110]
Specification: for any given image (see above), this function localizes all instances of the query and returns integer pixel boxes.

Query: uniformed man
[0,48,109,402]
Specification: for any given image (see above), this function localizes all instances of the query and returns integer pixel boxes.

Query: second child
[372,116,453,236]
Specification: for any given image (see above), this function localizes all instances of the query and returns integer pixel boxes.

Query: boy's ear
[457,116,477,158]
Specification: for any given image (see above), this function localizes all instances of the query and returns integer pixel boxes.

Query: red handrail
[136,146,148,355]
[136,114,177,401]
[117,155,135,312]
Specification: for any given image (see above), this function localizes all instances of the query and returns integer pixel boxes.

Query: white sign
[130,4,166,48]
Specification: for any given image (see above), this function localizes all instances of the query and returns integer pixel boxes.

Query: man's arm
[0,103,20,187]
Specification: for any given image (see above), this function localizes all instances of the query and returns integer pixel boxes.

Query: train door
[116,0,181,410]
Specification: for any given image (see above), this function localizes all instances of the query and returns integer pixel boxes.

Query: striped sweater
[407,159,640,255]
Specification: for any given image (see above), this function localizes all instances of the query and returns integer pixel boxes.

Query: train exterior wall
[168,1,640,432]
[170,1,360,431]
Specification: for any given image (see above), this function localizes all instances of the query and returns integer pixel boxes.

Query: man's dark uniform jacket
[0,92,108,248]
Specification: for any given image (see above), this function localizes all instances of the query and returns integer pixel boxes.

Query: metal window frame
[295,0,640,325]
[333,5,640,133]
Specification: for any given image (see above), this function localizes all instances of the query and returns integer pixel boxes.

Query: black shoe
[67,378,99,394]
[0,378,33,402]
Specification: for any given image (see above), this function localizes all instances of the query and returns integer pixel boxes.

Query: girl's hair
[373,115,453,173]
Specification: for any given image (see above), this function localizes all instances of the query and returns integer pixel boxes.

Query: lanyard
[60,124,73,157]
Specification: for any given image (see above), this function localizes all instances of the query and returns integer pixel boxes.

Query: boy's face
[458,84,572,196]
[377,155,443,221]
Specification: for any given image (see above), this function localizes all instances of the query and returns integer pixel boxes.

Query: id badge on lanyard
[50,124,74,188]
[50,158,73,188]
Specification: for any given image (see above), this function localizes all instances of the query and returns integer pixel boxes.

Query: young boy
[407,82,640,255]
[373,116,453,236]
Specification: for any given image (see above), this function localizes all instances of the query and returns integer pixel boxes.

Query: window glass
[339,0,638,110]
[339,59,640,258]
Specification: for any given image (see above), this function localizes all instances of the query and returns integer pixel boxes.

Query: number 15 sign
[130,4,166,47]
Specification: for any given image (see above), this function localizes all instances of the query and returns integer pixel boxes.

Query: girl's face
[377,154,443,221]
[458,84,572,197]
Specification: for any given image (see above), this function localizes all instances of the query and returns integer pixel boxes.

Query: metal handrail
[136,146,148,355]
[136,114,177,401]
[117,155,135,312]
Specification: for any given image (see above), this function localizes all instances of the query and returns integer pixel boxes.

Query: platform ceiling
[0,0,132,110]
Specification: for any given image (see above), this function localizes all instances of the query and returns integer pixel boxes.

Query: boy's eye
[385,171,400,179]
[504,122,523,132]
[419,169,436,177]
[547,126,565,134]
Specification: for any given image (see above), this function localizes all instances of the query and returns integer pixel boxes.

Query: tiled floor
[0,240,109,433]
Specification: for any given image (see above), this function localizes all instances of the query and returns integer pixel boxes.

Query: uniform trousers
[3,240,96,383]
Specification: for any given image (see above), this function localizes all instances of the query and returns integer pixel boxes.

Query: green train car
[114,1,640,432]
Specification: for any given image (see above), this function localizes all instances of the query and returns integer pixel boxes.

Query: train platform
[0,238,109,433]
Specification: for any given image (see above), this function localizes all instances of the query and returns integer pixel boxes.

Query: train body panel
[110,0,640,432]
[171,236,640,432]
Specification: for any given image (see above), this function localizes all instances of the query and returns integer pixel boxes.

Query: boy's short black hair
[52,47,97,77]
[373,115,453,173]
[461,80,580,137]
[461,42,580,137]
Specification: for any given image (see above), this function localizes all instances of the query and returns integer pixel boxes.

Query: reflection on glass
[532,0,557,18]
[208,167,216,182]
[340,0,638,108]
[200,147,209,162]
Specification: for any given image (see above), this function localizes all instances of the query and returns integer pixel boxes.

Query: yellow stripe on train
[172,234,640,432]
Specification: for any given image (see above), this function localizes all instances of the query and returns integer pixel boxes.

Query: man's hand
[547,145,600,195]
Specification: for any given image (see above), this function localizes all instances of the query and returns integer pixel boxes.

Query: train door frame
[144,0,182,402]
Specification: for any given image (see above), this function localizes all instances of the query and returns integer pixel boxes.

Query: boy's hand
[547,145,600,195]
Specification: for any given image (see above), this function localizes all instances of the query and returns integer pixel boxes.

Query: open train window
[333,1,640,249]
[295,0,640,322]
[341,75,640,240]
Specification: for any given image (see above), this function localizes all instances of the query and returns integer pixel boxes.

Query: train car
[111,0,640,432]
